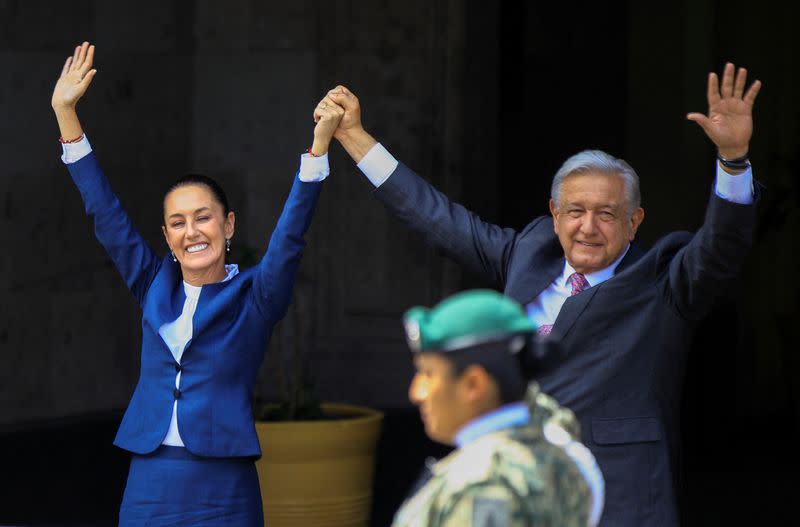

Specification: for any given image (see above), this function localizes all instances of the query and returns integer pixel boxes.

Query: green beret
[403,289,536,353]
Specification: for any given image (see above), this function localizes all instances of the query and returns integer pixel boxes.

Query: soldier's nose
[408,375,428,403]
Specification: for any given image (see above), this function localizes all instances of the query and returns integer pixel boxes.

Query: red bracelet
[59,134,85,144]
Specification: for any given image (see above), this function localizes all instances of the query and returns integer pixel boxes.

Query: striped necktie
[538,272,590,335]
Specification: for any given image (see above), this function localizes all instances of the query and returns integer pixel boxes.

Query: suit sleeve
[66,152,161,307]
[661,185,759,321]
[252,174,322,321]
[374,163,518,288]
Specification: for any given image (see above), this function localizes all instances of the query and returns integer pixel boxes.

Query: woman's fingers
[315,105,344,126]
[53,43,98,108]
[313,97,344,122]
[79,69,97,91]
[60,56,73,77]
[78,45,95,76]
[71,45,81,70]
[319,97,344,115]
[74,42,87,70]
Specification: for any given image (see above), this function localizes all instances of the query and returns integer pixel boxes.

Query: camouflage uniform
[391,383,602,527]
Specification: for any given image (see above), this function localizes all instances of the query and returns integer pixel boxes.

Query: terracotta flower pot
[255,403,383,527]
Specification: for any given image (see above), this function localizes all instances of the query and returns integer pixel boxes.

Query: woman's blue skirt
[119,446,263,526]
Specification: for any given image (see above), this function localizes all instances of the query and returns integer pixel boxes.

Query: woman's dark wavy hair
[163,174,231,220]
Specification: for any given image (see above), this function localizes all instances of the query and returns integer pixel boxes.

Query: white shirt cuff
[714,162,754,205]
[61,134,93,164]
[298,152,330,182]
[357,143,399,188]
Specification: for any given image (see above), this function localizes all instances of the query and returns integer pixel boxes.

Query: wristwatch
[717,152,750,170]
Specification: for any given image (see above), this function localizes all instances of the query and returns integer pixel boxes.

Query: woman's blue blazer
[67,152,322,458]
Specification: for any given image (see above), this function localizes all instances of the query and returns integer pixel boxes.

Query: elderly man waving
[315,63,760,526]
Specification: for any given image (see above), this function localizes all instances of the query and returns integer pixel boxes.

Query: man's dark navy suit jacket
[375,162,757,526]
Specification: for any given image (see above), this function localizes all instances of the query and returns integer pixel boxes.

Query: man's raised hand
[687,62,761,160]
[317,85,376,163]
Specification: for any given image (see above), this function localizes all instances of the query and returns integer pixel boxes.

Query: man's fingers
[321,96,344,111]
[329,87,358,110]
[743,79,762,106]
[332,85,351,95]
[330,91,356,110]
[707,72,721,106]
[315,86,354,124]
[686,113,711,134]
[720,62,735,98]
[733,67,747,99]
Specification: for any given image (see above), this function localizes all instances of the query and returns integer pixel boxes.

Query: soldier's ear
[458,365,492,404]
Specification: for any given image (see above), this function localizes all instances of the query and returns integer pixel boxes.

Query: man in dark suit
[314,63,760,526]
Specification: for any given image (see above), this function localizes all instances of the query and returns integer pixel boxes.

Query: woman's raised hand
[52,42,97,110]
[310,95,345,156]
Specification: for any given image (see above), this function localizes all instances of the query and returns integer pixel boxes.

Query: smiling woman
[162,174,236,286]
[50,41,344,526]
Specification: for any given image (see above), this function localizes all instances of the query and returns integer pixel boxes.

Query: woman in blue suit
[51,42,342,526]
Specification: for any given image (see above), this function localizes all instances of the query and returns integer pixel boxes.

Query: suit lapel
[508,238,565,306]
[548,284,600,341]
[143,262,238,360]
[548,242,643,340]
[191,279,230,338]
[142,259,187,357]
[615,241,644,273]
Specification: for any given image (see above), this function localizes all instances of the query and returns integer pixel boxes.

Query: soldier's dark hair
[163,174,231,220]
[443,340,530,404]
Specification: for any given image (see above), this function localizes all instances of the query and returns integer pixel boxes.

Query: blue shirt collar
[181,264,239,296]
[223,263,239,281]
[454,402,530,448]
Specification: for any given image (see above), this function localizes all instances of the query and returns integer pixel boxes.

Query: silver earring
[171,251,177,262]
[226,239,231,253]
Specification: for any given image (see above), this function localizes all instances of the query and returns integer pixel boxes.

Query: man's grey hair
[550,149,641,215]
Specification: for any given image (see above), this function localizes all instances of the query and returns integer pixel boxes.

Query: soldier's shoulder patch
[543,421,572,447]
[473,497,509,527]
[445,435,505,485]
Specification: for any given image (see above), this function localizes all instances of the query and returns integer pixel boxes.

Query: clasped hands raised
[312,86,366,146]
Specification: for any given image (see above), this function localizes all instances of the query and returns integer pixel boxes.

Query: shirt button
[174,363,182,373]
[173,389,182,400]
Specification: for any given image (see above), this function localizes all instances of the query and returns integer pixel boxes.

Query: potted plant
[243,262,383,527]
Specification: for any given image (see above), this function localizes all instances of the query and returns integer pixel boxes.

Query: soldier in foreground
[392,289,604,527]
